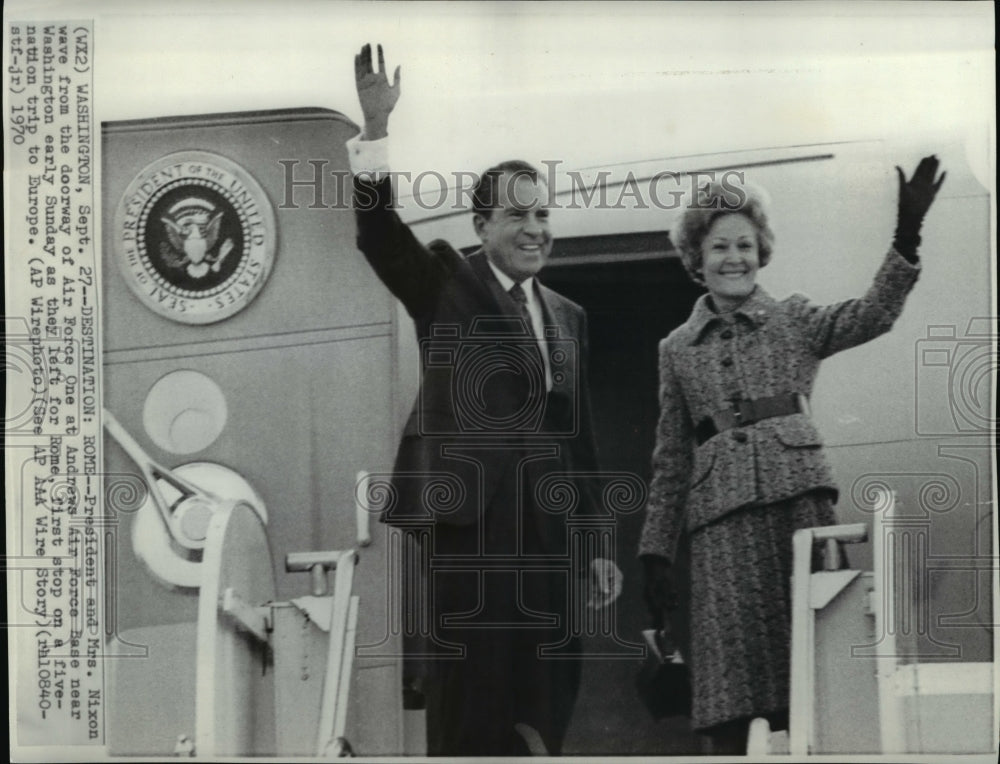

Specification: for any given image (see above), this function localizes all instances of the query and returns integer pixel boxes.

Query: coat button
[733,430,748,443]
[722,357,733,367]
[720,329,734,340]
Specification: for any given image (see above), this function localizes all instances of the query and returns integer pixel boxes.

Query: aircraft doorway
[541,241,705,755]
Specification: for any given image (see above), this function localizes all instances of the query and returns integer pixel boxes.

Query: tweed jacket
[638,248,920,562]
[354,176,601,529]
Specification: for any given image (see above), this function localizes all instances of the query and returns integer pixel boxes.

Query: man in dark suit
[348,44,621,755]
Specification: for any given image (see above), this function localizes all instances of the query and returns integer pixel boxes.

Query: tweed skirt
[686,490,838,732]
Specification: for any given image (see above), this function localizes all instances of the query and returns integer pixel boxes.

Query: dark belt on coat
[694,393,809,446]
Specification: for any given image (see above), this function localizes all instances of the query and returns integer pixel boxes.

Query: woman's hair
[673,179,775,284]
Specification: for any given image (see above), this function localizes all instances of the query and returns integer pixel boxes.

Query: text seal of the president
[114,150,276,324]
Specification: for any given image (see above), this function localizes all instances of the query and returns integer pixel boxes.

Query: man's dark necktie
[509,282,536,337]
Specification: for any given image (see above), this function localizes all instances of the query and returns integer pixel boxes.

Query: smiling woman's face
[700,213,760,312]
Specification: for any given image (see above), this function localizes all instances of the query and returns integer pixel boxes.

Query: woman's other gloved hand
[641,554,678,626]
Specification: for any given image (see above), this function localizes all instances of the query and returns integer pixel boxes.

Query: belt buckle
[730,399,747,425]
[796,393,810,417]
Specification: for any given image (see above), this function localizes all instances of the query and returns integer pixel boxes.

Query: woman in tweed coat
[638,157,946,753]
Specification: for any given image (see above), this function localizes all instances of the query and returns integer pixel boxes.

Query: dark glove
[893,154,947,263]
[641,555,678,626]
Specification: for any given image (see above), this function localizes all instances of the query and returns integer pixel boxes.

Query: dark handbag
[635,625,692,719]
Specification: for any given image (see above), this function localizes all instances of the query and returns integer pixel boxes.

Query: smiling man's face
[474,172,553,282]
[701,213,760,312]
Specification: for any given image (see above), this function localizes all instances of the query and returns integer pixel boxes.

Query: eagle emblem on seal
[158,197,235,279]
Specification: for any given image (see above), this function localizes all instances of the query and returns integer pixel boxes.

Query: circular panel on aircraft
[143,369,228,454]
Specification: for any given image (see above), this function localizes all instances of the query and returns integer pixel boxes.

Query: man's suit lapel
[466,250,520,317]
[536,282,577,398]
[536,282,573,340]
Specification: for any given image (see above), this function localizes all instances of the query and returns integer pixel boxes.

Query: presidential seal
[114,151,277,324]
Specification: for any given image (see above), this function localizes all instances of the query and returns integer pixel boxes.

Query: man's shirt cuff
[347,133,390,180]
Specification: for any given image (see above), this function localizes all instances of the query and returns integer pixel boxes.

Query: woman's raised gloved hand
[893,154,946,262]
